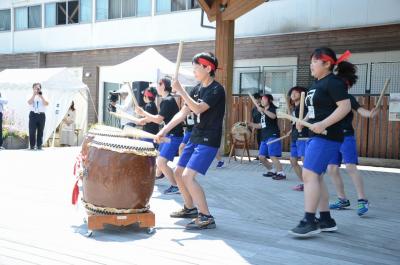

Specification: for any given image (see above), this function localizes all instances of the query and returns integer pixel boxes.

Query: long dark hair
[70,101,75,111]
[160,77,172,93]
[287,86,307,106]
[311,47,358,88]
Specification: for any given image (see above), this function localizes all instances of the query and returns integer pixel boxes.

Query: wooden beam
[215,10,235,154]
[198,0,218,22]
[221,0,265,21]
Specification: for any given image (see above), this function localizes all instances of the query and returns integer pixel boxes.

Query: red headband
[144,90,155,98]
[319,50,352,65]
[197,58,216,71]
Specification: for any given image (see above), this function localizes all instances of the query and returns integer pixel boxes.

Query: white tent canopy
[100,48,197,85]
[0,67,88,146]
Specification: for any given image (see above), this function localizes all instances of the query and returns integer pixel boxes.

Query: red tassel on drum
[72,179,79,205]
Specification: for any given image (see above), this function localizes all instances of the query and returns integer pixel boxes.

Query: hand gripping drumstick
[109,111,141,124]
[298,91,305,132]
[277,112,327,135]
[375,78,391,108]
[248,92,258,108]
[122,125,171,143]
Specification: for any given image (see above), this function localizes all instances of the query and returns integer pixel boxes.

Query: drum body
[82,136,157,213]
[231,122,251,142]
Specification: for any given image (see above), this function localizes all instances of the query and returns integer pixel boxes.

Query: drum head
[231,122,251,141]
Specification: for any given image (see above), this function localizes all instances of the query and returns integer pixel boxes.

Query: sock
[319,211,331,221]
[304,212,316,223]
[277,171,285,175]
[358,199,368,202]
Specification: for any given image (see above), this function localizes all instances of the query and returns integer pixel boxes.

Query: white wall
[0,0,399,54]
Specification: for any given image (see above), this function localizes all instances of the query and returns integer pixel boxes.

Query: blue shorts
[158,135,183,161]
[177,141,218,175]
[291,140,307,158]
[182,131,192,145]
[303,137,342,175]
[329,135,358,165]
[259,137,282,157]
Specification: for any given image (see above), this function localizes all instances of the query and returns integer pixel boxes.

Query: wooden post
[215,11,235,154]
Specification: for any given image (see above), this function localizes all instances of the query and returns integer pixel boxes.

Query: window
[96,0,151,21]
[156,0,199,14]
[15,5,41,30]
[233,67,261,95]
[263,66,295,94]
[0,9,11,31]
[45,1,92,27]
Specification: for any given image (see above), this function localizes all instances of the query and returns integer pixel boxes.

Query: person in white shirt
[60,101,76,146]
[111,84,136,129]
[0,92,8,149]
[27,83,49,150]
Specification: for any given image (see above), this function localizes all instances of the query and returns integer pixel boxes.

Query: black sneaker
[289,219,321,237]
[185,213,216,230]
[317,218,338,232]
[170,206,198,218]
[273,173,286,180]
[262,171,276,177]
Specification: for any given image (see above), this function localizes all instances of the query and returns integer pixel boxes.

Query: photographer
[27,83,49,150]
[111,84,136,129]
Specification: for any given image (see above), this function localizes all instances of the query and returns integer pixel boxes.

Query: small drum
[82,136,157,214]
[231,122,251,142]
[81,125,125,158]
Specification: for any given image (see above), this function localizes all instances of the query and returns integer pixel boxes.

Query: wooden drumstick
[122,125,171,143]
[126,82,140,108]
[298,91,305,132]
[248,92,259,107]
[109,111,141,124]
[375,78,391,108]
[175,41,184,80]
[277,112,327,135]
[244,102,248,124]
[267,130,292,145]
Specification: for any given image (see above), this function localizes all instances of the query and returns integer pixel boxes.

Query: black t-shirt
[305,73,349,142]
[159,94,183,137]
[342,94,361,136]
[189,81,226,148]
[252,106,262,130]
[260,105,280,141]
[291,104,309,141]
[143,102,160,135]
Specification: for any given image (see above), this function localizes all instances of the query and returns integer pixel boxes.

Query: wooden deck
[0,147,399,265]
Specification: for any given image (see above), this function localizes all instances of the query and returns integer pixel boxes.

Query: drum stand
[83,211,156,237]
[228,133,251,163]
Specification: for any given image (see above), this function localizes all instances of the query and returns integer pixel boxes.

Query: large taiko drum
[231,122,251,142]
[82,136,157,214]
[81,125,125,158]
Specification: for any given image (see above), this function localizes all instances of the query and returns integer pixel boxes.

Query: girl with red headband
[248,94,286,180]
[136,77,184,195]
[290,47,352,237]
[287,86,309,191]
[138,87,160,139]
[155,52,225,230]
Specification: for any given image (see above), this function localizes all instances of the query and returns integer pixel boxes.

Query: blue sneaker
[216,160,225,168]
[164,185,180,195]
[357,199,369,216]
[329,198,350,210]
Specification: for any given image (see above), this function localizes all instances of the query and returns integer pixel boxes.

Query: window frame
[96,0,152,22]
[14,4,42,31]
[45,0,92,28]
[0,8,12,32]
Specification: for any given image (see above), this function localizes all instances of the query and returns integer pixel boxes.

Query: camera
[38,91,42,95]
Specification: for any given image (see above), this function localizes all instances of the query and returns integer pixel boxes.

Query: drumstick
[298,91,305,132]
[122,125,171,143]
[175,41,184,80]
[244,102,248,124]
[109,111,141,124]
[375,78,391,108]
[277,112,327,135]
[248,92,258,107]
[126,82,140,108]
[267,130,292,145]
